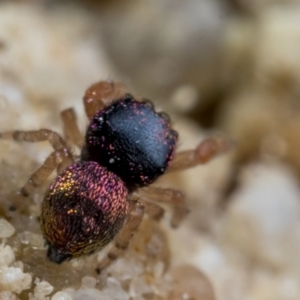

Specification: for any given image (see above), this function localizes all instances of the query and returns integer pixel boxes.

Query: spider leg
[21,148,72,196]
[83,81,128,119]
[0,129,74,196]
[60,108,84,148]
[167,135,233,173]
[142,201,165,221]
[0,129,69,151]
[136,187,188,228]
[96,199,145,274]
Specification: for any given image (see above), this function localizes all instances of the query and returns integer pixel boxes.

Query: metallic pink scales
[41,161,128,262]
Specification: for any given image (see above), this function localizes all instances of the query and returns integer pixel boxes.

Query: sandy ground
[0,1,300,299]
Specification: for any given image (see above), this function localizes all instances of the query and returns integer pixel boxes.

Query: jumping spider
[0,81,229,272]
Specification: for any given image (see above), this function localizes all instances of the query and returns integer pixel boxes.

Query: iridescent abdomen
[41,161,128,263]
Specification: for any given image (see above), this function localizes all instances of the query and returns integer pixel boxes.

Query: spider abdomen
[41,161,128,263]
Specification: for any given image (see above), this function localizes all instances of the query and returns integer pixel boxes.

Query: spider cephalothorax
[83,95,178,191]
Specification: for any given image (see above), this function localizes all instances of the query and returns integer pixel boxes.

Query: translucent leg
[143,201,165,221]
[21,149,72,196]
[136,187,188,228]
[0,129,73,196]
[83,81,128,119]
[95,200,144,274]
[0,129,69,151]
[168,135,233,173]
[60,108,84,148]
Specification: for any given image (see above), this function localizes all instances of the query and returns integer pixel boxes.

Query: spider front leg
[83,81,128,119]
[0,129,69,151]
[167,135,233,173]
[0,129,73,196]
[136,187,187,228]
[60,108,84,148]
[96,200,145,274]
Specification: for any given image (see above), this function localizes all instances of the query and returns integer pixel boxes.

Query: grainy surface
[0,1,300,300]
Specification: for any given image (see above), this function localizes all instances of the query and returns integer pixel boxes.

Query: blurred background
[1,0,300,299]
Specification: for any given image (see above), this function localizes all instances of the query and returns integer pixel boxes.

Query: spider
[0,81,229,272]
